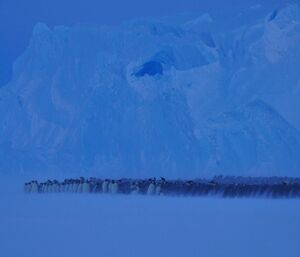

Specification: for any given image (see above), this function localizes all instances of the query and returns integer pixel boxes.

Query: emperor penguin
[48,181,54,193]
[67,180,73,192]
[102,179,109,193]
[77,181,83,193]
[52,180,58,193]
[95,180,103,192]
[82,180,90,193]
[31,181,39,193]
[62,182,67,192]
[52,181,58,193]
[155,183,162,195]
[78,177,86,193]
[147,181,156,195]
[130,182,140,195]
[90,181,97,193]
[72,180,77,192]
[57,182,63,193]
[65,180,72,193]
[61,180,67,192]
[109,180,119,194]
[24,182,30,193]
[56,180,61,193]
[72,180,79,193]
[59,182,65,193]
[40,183,45,193]
[108,180,112,193]
[63,182,69,192]
[43,182,48,193]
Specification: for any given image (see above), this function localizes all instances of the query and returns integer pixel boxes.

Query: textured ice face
[1,3,300,177]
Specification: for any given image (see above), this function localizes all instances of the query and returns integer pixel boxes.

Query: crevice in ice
[133,61,163,77]
[268,9,278,21]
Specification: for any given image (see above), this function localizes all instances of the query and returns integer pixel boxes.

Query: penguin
[52,181,58,193]
[58,182,63,193]
[65,181,70,192]
[93,180,102,193]
[31,181,39,193]
[102,179,109,193]
[88,178,96,192]
[108,180,113,193]
[43,182,48,193]
[109,180,119,194]
[66,180,72,193]
[130,182,140,195]
[44,180,50,193]
[69,180,74,192]
[147,181,156,195]
[69,180,73,192]
[90,180,97,193]
[40,183,45,193]
[82,180,90,193]
[184,180,194,196]
[59,182,65,193]
[77,181,83,193]
[56,180,61,193]
[155,183,162,195]
[72,180,79,193]
[62,180,68,192]
[25,182,29,193]
[68,180,73,192]
[63,182,68,192]
[48,181,53,193]
[24,182,30,193]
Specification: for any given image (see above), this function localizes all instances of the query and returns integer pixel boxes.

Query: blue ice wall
[0,3,300,177]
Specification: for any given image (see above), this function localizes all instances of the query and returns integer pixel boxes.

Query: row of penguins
[24,177,163,195]
[24,176,300,198]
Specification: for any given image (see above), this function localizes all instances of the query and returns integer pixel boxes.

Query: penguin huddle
[24,180,39,193]
[24,176,300,198]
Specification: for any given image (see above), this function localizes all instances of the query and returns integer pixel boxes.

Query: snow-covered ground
[0,179,299,257]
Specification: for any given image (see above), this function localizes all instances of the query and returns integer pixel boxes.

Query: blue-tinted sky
[0,0,285,86]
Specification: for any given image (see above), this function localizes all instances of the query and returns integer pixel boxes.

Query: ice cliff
[1,4,300,177]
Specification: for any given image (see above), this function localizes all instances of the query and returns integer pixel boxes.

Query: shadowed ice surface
[1,3,300,177]
[0,179,299,257]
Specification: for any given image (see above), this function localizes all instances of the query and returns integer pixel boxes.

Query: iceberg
[1,4,300,177]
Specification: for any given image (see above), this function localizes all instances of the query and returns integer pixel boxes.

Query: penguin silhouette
[147,181,156,195]
[24,182,30,193]
[77,181,83,193]
[48,181,53,193]
[52,181,58,193]
[102,179,109,193]
[82,180,90,193]
[31,181,39,193]
[155,183,162,195]
[72,180,79,193]
[110,180,119,194]
[130,182,140,195]
[67,180,73,193]
[64,181,69,193]
[43,182,48,193]
[60,182,65,193]
[40,183,45,193]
